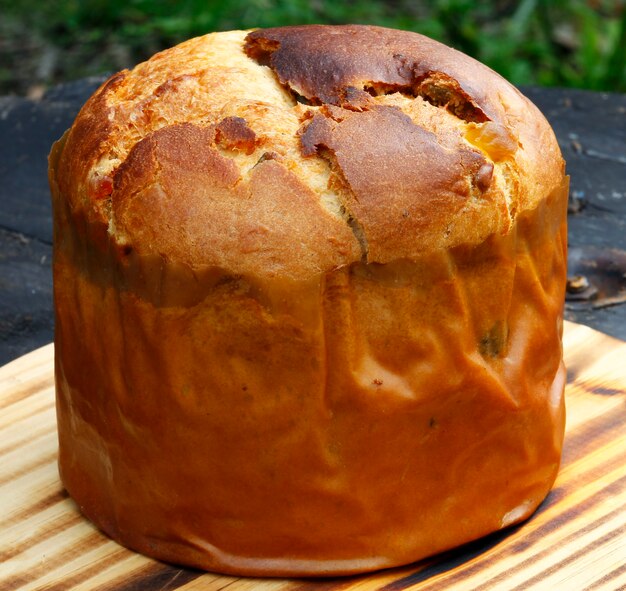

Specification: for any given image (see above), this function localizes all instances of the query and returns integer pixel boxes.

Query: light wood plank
[0,321,625,591]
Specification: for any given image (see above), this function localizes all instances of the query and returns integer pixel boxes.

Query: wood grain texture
[1,321,625,591]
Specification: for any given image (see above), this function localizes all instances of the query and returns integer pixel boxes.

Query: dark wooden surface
[1,81,625,365]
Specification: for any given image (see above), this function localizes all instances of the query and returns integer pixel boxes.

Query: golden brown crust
[300,103,488,262]
[244,25,496,117]
[52,26,564,278]
[112,122,360,279]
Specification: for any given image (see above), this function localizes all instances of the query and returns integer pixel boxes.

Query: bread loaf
[49,25,568,576]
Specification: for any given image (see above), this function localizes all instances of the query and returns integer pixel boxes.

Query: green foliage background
[1,0,625,96]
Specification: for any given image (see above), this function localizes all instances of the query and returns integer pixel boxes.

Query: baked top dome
[53,25,564,281]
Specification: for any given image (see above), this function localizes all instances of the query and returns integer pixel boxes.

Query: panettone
[49,25,568,576]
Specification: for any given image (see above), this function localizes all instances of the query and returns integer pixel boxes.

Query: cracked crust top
[51,25,565,280]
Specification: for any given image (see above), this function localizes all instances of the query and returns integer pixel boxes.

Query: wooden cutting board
[1,321,625,591]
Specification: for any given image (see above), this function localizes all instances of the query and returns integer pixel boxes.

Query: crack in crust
[300,103,489,264]
[243,26,520,261]
[53,27,565,280]
[109,122,361,277]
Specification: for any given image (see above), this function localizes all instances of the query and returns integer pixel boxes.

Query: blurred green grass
[1,0,624,96]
